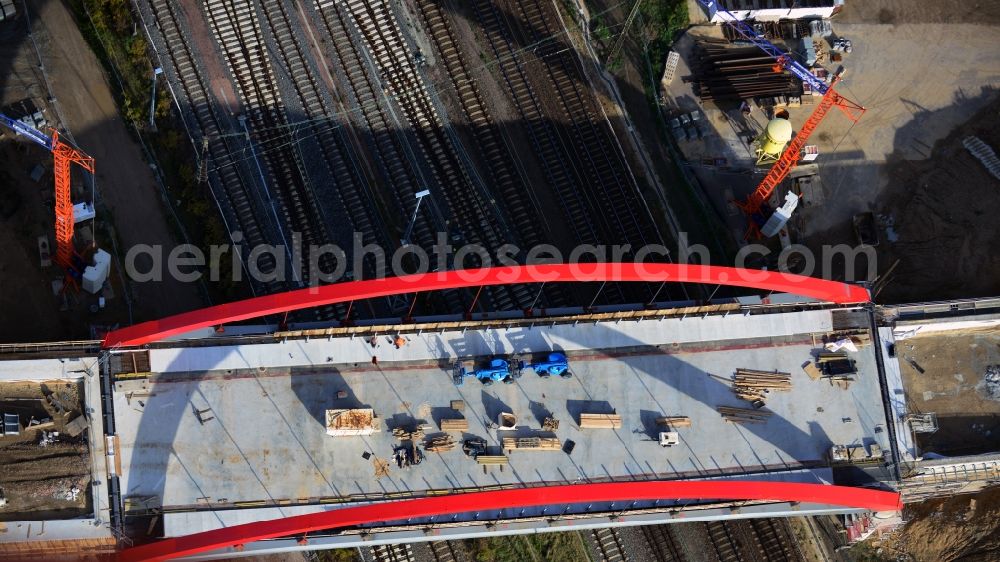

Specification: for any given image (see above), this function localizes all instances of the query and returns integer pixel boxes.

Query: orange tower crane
[1,115,95,270]
[51,131,95,268]
[738,74,865,237]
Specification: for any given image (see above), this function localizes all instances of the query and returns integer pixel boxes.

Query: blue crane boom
[696,1,829,94]
[0,112,53,150]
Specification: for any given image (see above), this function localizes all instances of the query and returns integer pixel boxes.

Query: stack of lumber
[502,436,561,451]
[717,406,773,424]
[424,434,456,453]
[439,418,469,432]
[655,416,691,428]
[392,426,425,441]
[476,455,509,465]
[578,413,622,429]
[732,369,791,403]
[542,417,560,431]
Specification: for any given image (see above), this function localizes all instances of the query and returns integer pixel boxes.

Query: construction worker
[394,334,406,349]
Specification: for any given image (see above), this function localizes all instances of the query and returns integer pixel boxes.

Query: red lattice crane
[739,74,865,237]
[1,115,95,271]
[51,131,95,268]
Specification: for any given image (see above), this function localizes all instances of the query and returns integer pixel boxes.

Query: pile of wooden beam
[424,434,456,453]
[392,426,425,441]
[439,418,469,432]
[502,436,561,451]
[732,369,791,404]
[717,406,773,424]
[655,416,691,428]
[578,413,622,429]
[476,455,508,466]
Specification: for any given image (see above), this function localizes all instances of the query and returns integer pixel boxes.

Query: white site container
[82,249,111,294]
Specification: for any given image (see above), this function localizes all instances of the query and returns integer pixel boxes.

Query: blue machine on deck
[525,352,572,379]
[453,353,572,385]
[453,357,521,386]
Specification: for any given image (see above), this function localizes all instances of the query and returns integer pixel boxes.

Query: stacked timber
[502,437,562,451]
[392,426,425,442]
[424,434,456,453]
[732,369,792,404]
[717,406,773,424]
[692,40,800,103]
[578,413,622,429]
[476,455,509,465]
[439,418,469,432]
[655,416,691,428]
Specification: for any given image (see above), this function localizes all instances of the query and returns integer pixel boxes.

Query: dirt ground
[837,0,1000,25]
[0,380,91,520]
[896,327,1000,456]
[0,0,204,343]
[873,97,1000,302]
[878,486,1000,562]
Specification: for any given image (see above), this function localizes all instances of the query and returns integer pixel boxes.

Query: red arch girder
[120,481,900,561]
[102,263,869,348]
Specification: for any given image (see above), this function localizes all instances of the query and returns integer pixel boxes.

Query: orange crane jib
[739,77,865,237]
[51,131,95,268]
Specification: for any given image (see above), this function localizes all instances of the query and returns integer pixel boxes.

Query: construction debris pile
[691,40,800,103]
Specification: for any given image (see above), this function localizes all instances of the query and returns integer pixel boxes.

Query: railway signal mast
[697,1,865,237]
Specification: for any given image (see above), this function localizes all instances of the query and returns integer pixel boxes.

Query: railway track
[472,0,675,305]
[312,0,464,313]
[706,521,745,562]
[342,0,530,311]
[429,540,458,562]
[510,0,661,251]
[203,0,333,302]
[314,0,538,311]
[592,527,629,562]
[414,0,568,308]
[640,524,682,562]
[145,0,284,295]
[370,543,415,562]
[259,1,387,255]
[750,518,801,562]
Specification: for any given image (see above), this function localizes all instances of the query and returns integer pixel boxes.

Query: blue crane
[0,112,53,150]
